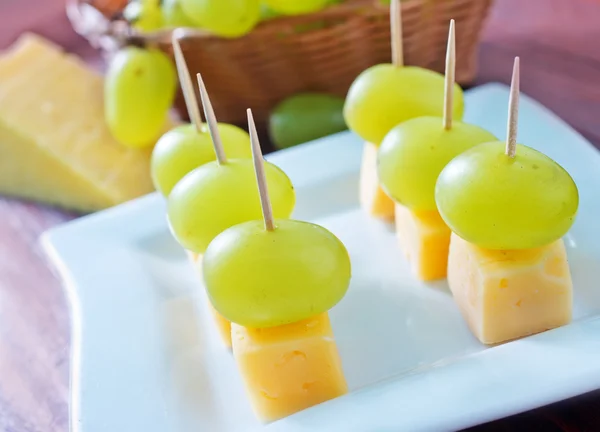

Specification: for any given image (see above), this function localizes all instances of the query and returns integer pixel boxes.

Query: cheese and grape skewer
[151,32,251,197]
[437,58,578,344]
[202,109,350,422]
[376,21,496,281]
[161,38,295,345]
[168,74,294,346]
[168,72,294,254]
[344,0,465,222]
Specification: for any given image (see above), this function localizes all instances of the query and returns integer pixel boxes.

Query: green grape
[151,123,251,196]
[168,159,295,253]
[344,64,465,145]
[260,3,280,20]
[435,141,579,250]
[162,0,196,27]
[264,0,329,14]
[269,93,347,149]
[105,47,176,148]
[180,0,261,38]
[123,0,163,32]
[378,117,497,211]
[204,219,351,327]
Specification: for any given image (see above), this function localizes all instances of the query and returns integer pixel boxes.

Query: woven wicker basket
[68,0,493,126]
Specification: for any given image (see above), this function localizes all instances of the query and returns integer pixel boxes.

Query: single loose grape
[204,219,351,328]
[344,64,465,144]
[162,0,196,27]
[264,0,329,15]
[151,123,251,196]
[180,0,261,38]
[378,117,497,211]
[435,141,579,250]
[123,0,163,32]
[105,47,176,148]
[269,93,347,149]
[168,159,295,253]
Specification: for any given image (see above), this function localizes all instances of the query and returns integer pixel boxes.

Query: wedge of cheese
[360,141,394,222]
[448,233,573,345]
[0,34,163,212]
[395,203,451,281]
[187,252,232,347]
[232,313,347,422]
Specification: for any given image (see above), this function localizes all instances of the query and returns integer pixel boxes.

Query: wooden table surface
[1,0,599,431]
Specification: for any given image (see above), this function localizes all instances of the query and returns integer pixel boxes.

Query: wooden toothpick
[196,73,227,165]
[443,19,456,130]
[506,57,520,158]
[171,32,203,133]
[391,0,403,67]
[247,108,275,232]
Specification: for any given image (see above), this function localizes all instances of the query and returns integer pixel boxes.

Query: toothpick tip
[196,72,226,164]
[247,108,274,231]
[442,18,456,130]
[171,31,203,133]
[505,56,520,158]
[390,0,403,67]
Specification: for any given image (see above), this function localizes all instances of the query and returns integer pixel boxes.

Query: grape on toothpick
[167,102,295,253]
[377,20,497,211]
[202,109,351,328]
[167,156,295,253]
[151,32,250,196]
[435,57,579,250]
[343,0,465,145]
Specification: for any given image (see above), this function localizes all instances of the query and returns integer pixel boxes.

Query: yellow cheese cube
[209,302,232,348]
[448,233,573,344]
[232,313,347,422]
[359,141,395,222]
[395,203,451,281]
[0,34,164,212]
[187,252,232,347]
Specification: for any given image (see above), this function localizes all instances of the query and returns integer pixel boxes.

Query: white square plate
[43,84,600,432]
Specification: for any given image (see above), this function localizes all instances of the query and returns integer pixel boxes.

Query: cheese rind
[360,141,395,221]
[0,34,160,211]
[188,252,232,347]
[232,313,347,422]
[395,203,451,281]
[448,233,573,344]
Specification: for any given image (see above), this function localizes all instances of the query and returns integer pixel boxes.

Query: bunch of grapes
[122,0,345,38]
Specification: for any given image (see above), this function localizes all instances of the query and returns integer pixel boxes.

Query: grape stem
[247,109,275,232]
[171,31,204,133]
[506,57,520,158]
[197,73,227,165]
[443,19,456,131]
[390,0,403,67]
